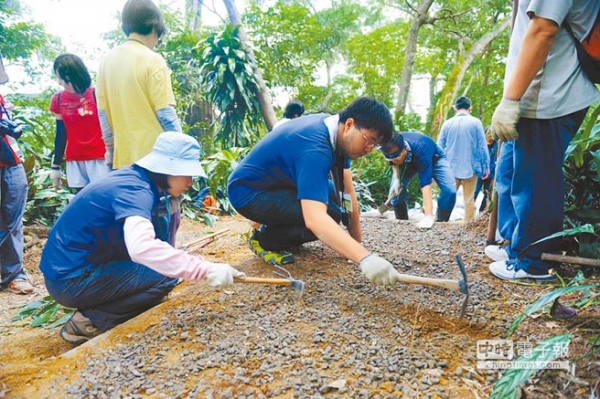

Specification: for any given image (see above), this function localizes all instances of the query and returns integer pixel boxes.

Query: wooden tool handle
[183,228,230,251]
[395,273,460,291]
[234,276,292,286]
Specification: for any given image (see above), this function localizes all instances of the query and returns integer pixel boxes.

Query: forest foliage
[0,0,598,256]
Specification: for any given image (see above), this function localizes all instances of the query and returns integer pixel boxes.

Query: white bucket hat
[135,131,206,178]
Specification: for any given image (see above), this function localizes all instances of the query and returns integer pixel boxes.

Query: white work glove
[416,215,435,229]
[50,168,62,190]
[105,146,113,171]
[388,178,401,199]
[204,262,246,288]
[359,254,399,286]
[490,98,520,142]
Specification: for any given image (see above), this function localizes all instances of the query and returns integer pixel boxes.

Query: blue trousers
[236,181,343,251]
[391,156,456,216]
[496,109,587,273]
[0,164,28,287]
[45,261,178,331]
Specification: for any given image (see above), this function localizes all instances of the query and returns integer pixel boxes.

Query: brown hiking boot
[60,311,102,345]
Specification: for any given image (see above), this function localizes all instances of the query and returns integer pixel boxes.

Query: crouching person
[40,132,245,345]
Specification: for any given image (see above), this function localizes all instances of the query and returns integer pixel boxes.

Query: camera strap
[330,150,346,209]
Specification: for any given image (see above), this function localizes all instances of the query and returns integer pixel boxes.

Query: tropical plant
[199,24,263,148]
[201,146,249,200]
[489,334,572,399]
[562,112,600,259]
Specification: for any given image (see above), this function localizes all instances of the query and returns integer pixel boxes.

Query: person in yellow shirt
[96,0,181,170]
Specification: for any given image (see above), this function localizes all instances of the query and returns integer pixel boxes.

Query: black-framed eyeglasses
[357,127,378,149]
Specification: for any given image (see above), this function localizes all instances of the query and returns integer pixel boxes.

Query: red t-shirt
[49,87,105,161]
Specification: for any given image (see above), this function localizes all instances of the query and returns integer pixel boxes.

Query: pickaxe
[393,254,469,320]
[183,234,305,296]
[234,264,305,297]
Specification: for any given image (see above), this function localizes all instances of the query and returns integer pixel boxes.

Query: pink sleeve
[123,216,209,280]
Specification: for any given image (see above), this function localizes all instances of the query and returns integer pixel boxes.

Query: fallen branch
[182,228,231,252]
[541,253,600,268]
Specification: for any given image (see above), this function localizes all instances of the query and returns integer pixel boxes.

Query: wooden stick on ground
[182,228,231,252]
[541,253,600,267]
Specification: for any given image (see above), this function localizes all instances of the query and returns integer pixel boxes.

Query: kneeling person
[380,132,456,228]
[40,132,245,345]
[227,97,400,286]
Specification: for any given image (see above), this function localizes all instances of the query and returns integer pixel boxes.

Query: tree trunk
[222,0,277,131]
[394,0,435,117]
[429,18,510,139]
[186,0,202,31]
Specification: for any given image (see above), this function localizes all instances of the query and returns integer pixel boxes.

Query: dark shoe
[248,231,295,265]
[60,311,102,345]
[436,209,452,222]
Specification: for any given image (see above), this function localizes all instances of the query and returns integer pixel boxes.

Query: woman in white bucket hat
[40,132,246,345]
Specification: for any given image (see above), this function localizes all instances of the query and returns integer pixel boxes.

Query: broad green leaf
[490,334,572,399]
[46,311,75,330]
[30,305,59,327]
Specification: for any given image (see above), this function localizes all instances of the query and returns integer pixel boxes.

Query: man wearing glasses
[379,131,456,229]
[228,97,402,286]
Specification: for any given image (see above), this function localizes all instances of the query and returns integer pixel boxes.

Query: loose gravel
[51,218,553,398]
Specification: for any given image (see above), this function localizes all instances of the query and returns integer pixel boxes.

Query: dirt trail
[0,215,598,398]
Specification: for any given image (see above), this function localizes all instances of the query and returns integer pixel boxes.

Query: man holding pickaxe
[228,97,401,286]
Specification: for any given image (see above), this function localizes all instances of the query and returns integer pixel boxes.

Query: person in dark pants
[379,131,456,229]
[473,128,498,212]
[40,133,245,345]
[486,0,600,280]
[228,97,401,286]
[0,89,32,295]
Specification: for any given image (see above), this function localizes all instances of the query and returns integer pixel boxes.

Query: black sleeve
[53,119,67,166]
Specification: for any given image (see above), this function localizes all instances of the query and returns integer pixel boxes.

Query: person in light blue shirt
[438,96,489,222]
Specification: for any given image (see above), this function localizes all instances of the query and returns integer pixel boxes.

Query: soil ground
[0,214,598,398]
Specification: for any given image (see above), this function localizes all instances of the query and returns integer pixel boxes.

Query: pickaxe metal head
[455,254,469,321]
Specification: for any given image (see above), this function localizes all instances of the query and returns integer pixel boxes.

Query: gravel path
[10,216,594,398]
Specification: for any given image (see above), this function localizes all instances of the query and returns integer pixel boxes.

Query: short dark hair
[379,132,405,158]
[146,170,170,190]
[283,100,304,119]
[338,97,393,143]
[122,0,166,38]
[53,53,92,95]
[455,96,471,110]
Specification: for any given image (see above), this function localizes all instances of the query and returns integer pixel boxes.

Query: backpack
[565,11,600,84]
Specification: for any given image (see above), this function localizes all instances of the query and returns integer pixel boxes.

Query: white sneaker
[485,245,509,262]
[489,260,556,281]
